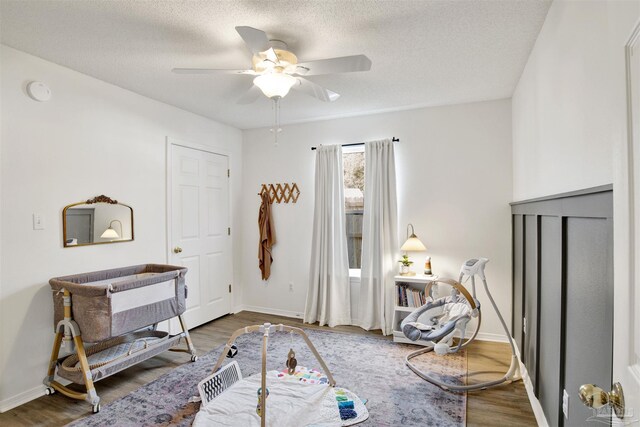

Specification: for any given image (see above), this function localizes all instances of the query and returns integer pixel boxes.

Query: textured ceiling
[0,0,550,129]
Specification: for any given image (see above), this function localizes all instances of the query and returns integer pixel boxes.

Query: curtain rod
[310,137,399,151]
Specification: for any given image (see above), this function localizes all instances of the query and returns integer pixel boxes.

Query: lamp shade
[101,227,120,239]
[253,73,297,98]
[401,234,426,251]
[401,223,427,251]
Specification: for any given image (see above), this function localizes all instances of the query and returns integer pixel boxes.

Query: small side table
[392,274,438,345]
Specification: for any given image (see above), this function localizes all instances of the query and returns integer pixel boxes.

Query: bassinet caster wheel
[191,355,198,362]
[44,387,55,396]
[92,403,101,414]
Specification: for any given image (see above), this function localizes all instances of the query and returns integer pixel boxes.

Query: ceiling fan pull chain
[272,97,282,147]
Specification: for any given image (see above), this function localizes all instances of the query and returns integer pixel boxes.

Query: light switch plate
[33,213,44,230]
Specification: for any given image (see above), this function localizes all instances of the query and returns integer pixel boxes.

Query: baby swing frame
[211,323,336,427]
[403,259,521,392]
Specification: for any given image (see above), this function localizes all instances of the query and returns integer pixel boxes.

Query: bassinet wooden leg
[44,322,99,411]
[73,335,100,407]
[46,330,63,379]
[178,315,198,361]
[43,328,64,394]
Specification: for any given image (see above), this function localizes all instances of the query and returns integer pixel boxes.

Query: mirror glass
[63,196,133,247]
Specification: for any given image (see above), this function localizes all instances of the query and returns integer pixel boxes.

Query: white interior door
[170,143,231,329]
[614,26,640,425]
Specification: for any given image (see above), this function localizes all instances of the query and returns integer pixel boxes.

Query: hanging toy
[285,348,297,375]
[256,387,270,416]
[226,344,238,358]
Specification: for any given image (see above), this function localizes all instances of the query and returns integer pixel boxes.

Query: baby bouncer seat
[401,258,520,391]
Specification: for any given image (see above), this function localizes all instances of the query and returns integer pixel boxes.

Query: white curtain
[304,145,351,327]
[358,139,398,335]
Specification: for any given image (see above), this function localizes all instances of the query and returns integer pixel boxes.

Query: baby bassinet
[44,264,198,413]
[49,263,188,342]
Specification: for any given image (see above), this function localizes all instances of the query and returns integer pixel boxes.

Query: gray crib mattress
[81,272,162,287]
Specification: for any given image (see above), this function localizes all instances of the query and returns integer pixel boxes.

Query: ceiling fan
[172,26,372,104]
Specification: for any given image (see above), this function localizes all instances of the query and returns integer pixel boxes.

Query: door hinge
[523,317,527,334]
[227,169,230,178]
[228,284,232,293]
[228,227,231,236]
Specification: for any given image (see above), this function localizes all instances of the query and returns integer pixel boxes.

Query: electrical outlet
[289,282,294,292]
[562,389,569,419]
[33,213,44,230]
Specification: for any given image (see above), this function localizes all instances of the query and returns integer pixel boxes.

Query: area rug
[68,328,466,427]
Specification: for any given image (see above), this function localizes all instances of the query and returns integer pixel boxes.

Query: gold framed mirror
[62,195,134,248]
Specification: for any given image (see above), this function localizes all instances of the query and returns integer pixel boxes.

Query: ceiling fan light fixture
[253,73,297,99]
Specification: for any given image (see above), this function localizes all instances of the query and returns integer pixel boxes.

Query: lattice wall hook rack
[258,183,300,204]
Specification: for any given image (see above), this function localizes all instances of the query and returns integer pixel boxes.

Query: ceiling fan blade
[295,54,372,76]
[235,26,271,55]
[292,77,340,102]
[237,85,263,104]
[265,48,279,63]
[172,68,253,75]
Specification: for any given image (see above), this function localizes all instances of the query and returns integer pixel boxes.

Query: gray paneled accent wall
[512,215,524,354]
[524,214,540,394]
[538,216,563,426]
[563,217,613,425]
[511,185,613,427]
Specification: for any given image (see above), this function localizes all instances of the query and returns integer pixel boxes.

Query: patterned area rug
[69,328,466,427]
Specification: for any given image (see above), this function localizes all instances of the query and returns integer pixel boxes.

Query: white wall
[512,0,639,201]
[0,45,243,411]
[240,99,513,339]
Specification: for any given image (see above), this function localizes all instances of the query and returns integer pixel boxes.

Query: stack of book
[396,284,426,308]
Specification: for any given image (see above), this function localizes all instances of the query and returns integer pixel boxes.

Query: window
[343,148,365,269]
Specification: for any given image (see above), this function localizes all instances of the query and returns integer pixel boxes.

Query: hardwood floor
[465,340,536,426]
[0,311,536,426]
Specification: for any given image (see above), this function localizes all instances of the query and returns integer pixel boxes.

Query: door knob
[173,246,183,253]
[578,382,625,420]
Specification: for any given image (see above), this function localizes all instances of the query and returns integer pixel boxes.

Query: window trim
[343,147,365,271]
[342,145,365,154]
[349,268,361,279]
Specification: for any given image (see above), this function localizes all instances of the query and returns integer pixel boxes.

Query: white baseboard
[513,343,549,427]
[473,331,509,343]
[0,384,44,413]
[0,377,75,413]
[237,305,304,320]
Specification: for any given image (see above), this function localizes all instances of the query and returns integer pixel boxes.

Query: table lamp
[400,223,426,276]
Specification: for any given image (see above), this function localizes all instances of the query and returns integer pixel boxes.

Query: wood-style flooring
[0,311,536,426]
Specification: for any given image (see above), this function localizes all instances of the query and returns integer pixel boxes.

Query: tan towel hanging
[258,191,276,280]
